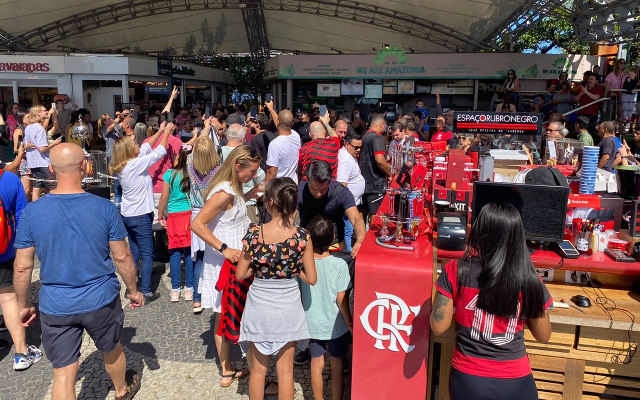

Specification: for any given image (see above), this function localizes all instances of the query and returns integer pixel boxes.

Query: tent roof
[0,0,542,55]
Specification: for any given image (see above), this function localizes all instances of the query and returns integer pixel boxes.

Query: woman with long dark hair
[501,69,521,107]
[431,202,552,400]
[157,145,194,302]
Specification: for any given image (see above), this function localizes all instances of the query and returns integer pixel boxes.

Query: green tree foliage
[513,5,590,54]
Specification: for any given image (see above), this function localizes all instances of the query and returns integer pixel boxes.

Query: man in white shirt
[387,121,406,159]
[337,131,365,251]
[266,109,301,183]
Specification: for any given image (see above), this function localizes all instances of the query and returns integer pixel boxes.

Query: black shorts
[40,296,124,369]
[0,258,14,289]
[309,333,350,358]
[449,367,538,400]
[30,167,50,189]
[363,193,385,215]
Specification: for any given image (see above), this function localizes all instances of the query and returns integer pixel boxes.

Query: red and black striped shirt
[435,258,552,379]
[299,136,341,180]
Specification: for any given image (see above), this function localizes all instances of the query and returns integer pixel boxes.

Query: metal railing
[561,97,612,119]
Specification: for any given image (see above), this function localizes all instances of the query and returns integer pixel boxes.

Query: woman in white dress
[191,145,261,387]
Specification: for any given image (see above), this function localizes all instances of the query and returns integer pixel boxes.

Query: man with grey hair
[221,123,265,222]
[120,118,136,137]
[299,118,341,180]
[221,123,247,161]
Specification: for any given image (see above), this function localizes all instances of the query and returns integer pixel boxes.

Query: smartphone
[553,240,580,259]
[205,101,212,119]
[251,106,257,118]
[319,105,327,117]
[355,111,360,119]
[51,102,56,110]
[265,93,272,103]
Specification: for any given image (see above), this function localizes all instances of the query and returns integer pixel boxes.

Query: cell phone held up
[161,111,175,124]
[265,93,272,103]
[319,105,327,117]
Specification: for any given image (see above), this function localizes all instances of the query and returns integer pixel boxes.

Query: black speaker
[85,186,110,200]
[628,200,640,238]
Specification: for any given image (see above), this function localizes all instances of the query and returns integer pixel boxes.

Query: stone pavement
[0,260,352,400]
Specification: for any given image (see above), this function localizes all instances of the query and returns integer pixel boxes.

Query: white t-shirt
[337,147,365,205]
[178,129,194,141]
[24,124,50,168]
[266,130,301,183]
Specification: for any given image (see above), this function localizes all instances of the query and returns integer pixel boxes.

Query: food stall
[350,115,640,399]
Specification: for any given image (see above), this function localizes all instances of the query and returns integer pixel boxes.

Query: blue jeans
[193,250,204,303]
[343,215,354,252]
[170,247,194,290]
[113,179,122,210]
[122,212,154,294]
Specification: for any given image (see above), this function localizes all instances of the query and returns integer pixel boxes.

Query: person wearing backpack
[0,169,43,370]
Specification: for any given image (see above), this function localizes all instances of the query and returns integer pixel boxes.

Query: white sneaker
[14,345,43,371]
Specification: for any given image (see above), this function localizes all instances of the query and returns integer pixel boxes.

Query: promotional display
[454,112,544,136]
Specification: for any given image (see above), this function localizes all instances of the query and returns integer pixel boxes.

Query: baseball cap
[295,107,308,116]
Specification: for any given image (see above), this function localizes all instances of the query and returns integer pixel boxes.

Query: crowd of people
[0,60,635,399]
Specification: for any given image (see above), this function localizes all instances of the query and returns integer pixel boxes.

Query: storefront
[265,52,603,115]
[0,54,233,118]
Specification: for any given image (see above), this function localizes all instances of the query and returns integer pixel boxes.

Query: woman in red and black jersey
[431,202,552,400]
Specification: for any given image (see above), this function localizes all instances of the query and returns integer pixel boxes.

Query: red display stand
[351,199,433,400]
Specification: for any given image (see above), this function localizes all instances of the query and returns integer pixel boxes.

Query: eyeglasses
[346,142,362,150]
[546,128,560,132]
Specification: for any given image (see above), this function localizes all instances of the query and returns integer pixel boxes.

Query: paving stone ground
[0,260,352,400]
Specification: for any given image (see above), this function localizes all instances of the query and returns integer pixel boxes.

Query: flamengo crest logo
[360,292,420,353]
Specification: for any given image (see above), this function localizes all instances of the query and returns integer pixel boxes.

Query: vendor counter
[432,248,640,400]
[351,197,433,400]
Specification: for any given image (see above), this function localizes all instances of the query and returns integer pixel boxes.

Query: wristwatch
[218,243,228,252]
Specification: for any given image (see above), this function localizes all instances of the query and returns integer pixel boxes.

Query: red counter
[352,203,433,400]
[436,247,640,276]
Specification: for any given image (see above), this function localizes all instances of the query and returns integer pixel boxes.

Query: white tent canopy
[0,0,553,56]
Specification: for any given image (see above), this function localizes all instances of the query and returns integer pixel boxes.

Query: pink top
[605,71,627,91]
[143,134,182,193]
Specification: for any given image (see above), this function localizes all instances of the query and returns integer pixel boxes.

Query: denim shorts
[40,296,124,368]
[309,333,350,358]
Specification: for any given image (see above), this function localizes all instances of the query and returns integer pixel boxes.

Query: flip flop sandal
[264,379,279,396]
[220,369,249,388]
[115,370,141,400]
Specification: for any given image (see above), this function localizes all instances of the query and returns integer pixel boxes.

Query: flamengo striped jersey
[435,258,552,379]
[299,136,341,180]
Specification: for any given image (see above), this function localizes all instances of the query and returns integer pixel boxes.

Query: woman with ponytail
[430,202,552,400]
[236,177,317,400]
[190,145,261,387]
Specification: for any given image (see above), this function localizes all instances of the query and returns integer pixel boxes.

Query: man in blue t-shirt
[14,143,145,400]
[0,169,43,371]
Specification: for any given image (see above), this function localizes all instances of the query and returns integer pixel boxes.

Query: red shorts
[167,210,192,249]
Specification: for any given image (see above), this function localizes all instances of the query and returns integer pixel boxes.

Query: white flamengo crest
[359,292,421,353]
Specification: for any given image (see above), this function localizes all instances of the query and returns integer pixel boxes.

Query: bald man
[299,120,341,180]
[14,143,144,400]
[265,109,302,183]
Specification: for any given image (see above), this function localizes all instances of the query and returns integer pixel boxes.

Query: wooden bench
[530,354,585,400]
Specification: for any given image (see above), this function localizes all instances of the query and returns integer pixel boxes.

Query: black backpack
[524,166,569,187]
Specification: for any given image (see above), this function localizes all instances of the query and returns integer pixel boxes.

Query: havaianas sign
[356,45,425,75]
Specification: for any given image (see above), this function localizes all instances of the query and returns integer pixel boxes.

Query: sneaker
[170,289,180,302]
[14,345,43,371]
[293,349,311,366]
[143,292,160,303]
[184,287,193,302]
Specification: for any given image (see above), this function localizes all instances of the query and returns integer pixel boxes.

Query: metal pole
[12,81,18,103]
[473,79,479,111]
